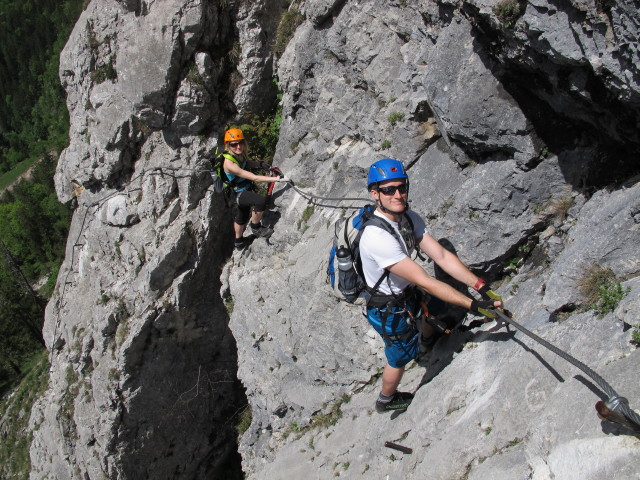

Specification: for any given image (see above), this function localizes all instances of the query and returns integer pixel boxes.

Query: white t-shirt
[359,210,428,295]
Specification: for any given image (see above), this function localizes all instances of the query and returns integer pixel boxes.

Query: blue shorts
[366,301,421,369]
[366,292,450,368]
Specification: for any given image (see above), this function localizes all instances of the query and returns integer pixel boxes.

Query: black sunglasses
[378,184,408,195]
[229,141,245,147]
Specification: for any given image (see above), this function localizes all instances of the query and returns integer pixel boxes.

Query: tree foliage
[0,0,82,391]
[0,0,85,174]
[0,156,69,389]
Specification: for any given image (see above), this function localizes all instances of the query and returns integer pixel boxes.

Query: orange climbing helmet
[224,128,245,143]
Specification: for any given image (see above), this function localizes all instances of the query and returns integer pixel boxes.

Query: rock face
[29,0,288,478]
[31,0,640,479]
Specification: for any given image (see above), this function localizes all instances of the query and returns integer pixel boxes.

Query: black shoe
[234,237,250,250]
[375,391,414,413]
[251,225,273,238]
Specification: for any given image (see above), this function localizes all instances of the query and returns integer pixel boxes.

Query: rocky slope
[30,0,640,479]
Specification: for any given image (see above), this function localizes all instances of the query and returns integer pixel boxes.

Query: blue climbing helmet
[367,158,408,190]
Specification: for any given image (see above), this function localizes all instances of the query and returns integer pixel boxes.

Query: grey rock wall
[226,0,640,478]
[29,0,288,478]
[29,0,640,479]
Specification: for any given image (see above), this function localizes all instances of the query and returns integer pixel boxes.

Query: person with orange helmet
[221,128,289,248]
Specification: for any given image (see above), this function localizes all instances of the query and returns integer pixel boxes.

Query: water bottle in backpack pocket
[326,204,415,305]
[326,209,371,304]
[335,245,365,303]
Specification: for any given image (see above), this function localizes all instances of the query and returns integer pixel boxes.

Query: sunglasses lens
[230,141,243,147]
[379,184,407,195]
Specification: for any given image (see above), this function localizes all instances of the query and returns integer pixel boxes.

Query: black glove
[478,284,502,302]
[469,299,498,318]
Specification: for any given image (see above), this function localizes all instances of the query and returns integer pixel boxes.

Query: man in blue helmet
[360,158,502,413]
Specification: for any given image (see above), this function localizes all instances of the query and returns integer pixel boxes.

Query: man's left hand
[476,285,503,318]
[479,285,502,303]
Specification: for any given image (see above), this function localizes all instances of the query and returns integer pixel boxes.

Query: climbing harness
[491,309,640,433]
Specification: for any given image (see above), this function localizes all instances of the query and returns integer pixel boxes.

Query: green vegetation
[0,0,85,176]
[0,156,71,389]
[0,158,33,191]
[0,5,82,475]
[297,205,315,231]
[90,57,117,84]
[507,436,523,447]
[283,393,351,439]
[236,80,283,163]
[0,2,80,384]
[387,112,405,126]
[236,405,252,440]
[224,294,235,315]
[0,155,71,283]
[273,8,304,57]
[578,265,631,317]
[503,242,534,273]
[631,326,640,347]
[0,351,50,480]
[186,61,206,87]
[301,205,315,223]
[492,0,523,28]
[593,282,630,316]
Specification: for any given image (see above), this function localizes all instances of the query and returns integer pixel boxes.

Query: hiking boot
[375,391,414,413]
[251,225,273,238]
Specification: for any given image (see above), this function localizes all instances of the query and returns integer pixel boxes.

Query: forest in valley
[0,0,84,395]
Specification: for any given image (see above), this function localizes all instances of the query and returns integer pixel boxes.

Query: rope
[493,309,640,430]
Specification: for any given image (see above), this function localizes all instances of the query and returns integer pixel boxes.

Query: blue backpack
[327,205,409,305]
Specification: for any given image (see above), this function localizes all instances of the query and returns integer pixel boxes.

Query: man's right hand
[479,284,502,302]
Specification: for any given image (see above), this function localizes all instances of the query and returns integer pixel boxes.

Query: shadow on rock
[415,322,515,391]
[415,330,475,390]
[268,182,292,206]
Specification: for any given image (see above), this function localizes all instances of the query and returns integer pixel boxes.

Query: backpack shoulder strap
[217,153,243,186]
[220,153,239,165]
[403,211,414,230]
[352,212,398,297]
[400,211,427,260]
[361,214,402,243]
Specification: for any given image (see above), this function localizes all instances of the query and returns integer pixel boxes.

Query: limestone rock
[28,0,640,479]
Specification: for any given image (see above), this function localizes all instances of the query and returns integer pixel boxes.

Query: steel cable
[49,165,639,430]
[288,183,370,209]
[494,310,640,430]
